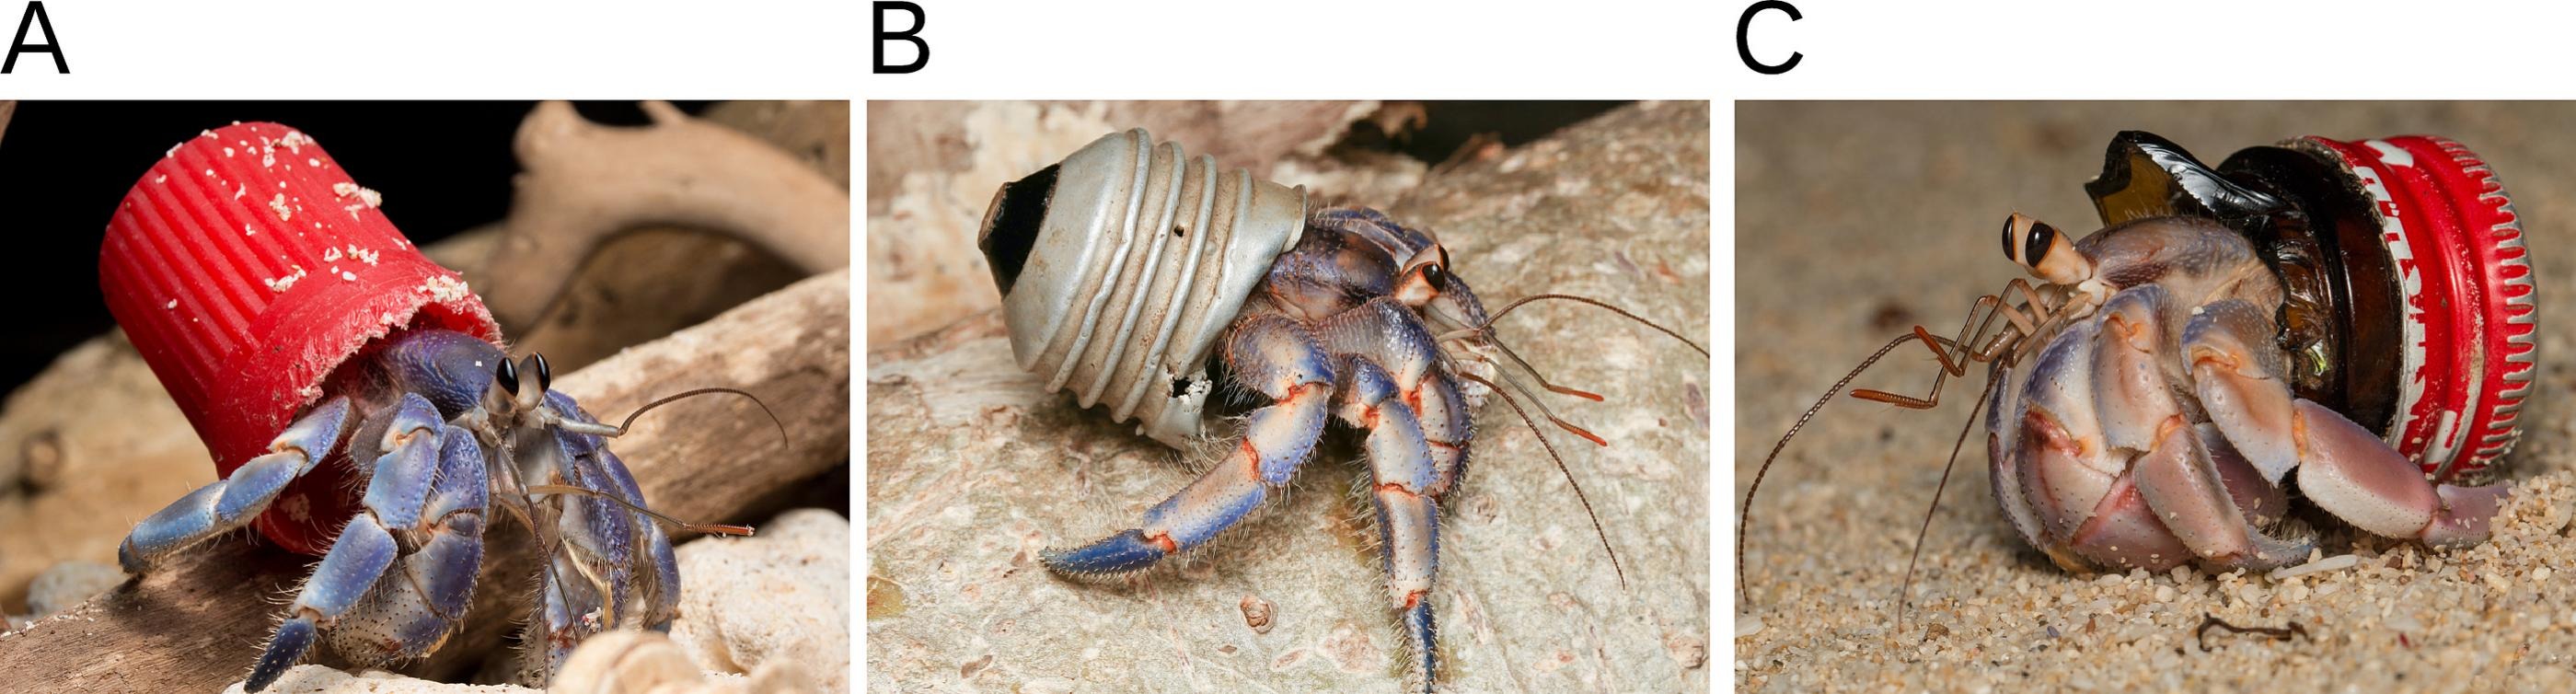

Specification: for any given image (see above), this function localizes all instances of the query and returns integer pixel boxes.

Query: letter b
[874,1,928,75]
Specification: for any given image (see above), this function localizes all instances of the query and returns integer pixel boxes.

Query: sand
[1733,102,2576,693]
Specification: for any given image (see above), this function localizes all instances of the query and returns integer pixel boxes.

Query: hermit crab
[99,122,756,690]
[1742,132,2534,613]
[977,129,1704,690]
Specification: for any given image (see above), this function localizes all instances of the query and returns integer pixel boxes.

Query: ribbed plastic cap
[2301,135,2536,482]
[98,121,501,554]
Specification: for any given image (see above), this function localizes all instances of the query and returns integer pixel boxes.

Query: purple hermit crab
[977,129,1703,690]
[99,121,751,691]
[119,332,697,689]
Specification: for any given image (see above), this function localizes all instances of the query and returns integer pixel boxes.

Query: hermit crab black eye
[2023,221,2059,269]
[2000,215,2017,260]
[494,358,520,397]
[528,353,552,393]
[1420,262,1450,292]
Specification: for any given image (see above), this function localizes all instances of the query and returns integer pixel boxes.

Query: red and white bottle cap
[98,122,502,555]
[2301,135,2536,482]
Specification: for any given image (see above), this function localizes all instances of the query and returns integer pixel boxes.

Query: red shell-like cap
[99,122,502,555]
[2303,135,2536,482]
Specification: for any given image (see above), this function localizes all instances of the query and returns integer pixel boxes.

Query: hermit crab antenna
[1737,333,1913,608]
[1484,293,1710,357]
[1894,374,2002,636]
[595,387,787,449]
[1458,371,1627,591]
[1486,352,1608,446]
[1424,308,1605,445]
[1489,334,1608,402]
[526,484,757,537]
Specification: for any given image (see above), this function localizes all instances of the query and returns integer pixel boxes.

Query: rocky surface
[868,101,1710,692]
[670,509,852,693]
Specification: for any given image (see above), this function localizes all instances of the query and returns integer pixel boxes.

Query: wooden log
[0,270,850,690]
[474,101,851,329]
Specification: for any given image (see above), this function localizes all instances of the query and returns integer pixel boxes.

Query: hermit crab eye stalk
[2002,212,2090,286]
[1396,244,1453,307]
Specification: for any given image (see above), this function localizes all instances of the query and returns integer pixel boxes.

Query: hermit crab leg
[342,426,491,664]
[1312,298,1463,691]
[1850,278,2053,408]
[523,432,659,679]
[1739,277,2046,607]
[1039,314,1334,574]
[2066,286,2287,571]
[1337,357,1444,689]
[119,397,353,573]
[246,394,447,691]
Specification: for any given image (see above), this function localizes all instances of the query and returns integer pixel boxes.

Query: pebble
[25,560,121,617]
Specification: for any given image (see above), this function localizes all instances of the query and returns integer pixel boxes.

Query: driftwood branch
[476,101,852,329]
[0,270,850,690]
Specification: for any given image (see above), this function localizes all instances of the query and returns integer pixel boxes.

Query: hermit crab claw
[2291,400,2511,549]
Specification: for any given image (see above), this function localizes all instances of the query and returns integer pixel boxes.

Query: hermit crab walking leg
[248,395,468,690]
[1038,313,1335,574]
[364,424,492,660]
[118,398,354,573]
[1317,297,1468,685]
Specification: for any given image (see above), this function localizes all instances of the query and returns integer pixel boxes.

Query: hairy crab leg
[1039,313,1334,574]
[330,425,491,666]
[1338,357,1443,689]
[1311,298,1470,690]
[246,394,445,691]
[119,397,353,573]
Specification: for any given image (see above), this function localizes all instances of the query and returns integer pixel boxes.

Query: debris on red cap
[2303,135,2536,482]
[98,122,502,555]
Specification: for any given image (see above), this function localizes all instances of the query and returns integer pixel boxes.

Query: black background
[0,101,710,393]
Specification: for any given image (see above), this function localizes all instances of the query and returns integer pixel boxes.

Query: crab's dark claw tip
[116,541,144,576]
[1403,597,1438,692]
[246,618,318,692]
[1038,529,1168,575]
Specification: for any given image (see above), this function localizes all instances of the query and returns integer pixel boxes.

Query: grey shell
[977,129,1309,447]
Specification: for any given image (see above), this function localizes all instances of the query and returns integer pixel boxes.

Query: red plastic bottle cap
[98,122,502,555]
[2302,135,2536,482]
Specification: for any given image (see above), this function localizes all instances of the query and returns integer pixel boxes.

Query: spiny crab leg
[119,398,353,573]
[1039,314,1334,574]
